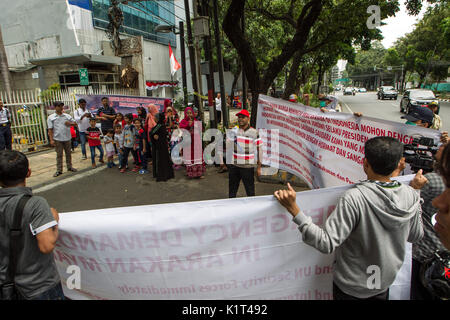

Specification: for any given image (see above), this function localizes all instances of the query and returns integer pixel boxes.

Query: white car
[358,88,367,92]
[344,87,354,95]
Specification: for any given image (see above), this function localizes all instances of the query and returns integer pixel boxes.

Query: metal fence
[0,88,140,153]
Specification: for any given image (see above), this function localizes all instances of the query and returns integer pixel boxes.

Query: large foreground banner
[54,176,414,300]
[257,95,442,189]
[75,94,167,116]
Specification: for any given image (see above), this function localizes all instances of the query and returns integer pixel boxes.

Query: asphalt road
[338,91,450,133]
[35,165,302,213]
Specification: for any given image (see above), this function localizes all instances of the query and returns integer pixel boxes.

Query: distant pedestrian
[226,109,262,197]
[86,118,104,169]
[96,97,116,133]
[150,113,174,182]
[114,124,124,169]
[0,150,64,300]
[133,118,147,174]
[120,113,137,173]
[215,93,222,124]
[179,107,205,179]
[47,102,77,177]
[0,99,12,151]
[74,99,92,160]
[104,129,116,168]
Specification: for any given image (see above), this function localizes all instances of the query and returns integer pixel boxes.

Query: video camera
[403,137,439,173]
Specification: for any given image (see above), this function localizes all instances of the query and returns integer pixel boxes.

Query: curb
[32,163,108,192]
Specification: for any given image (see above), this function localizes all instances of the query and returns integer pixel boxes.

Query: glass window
[91,0,176,45]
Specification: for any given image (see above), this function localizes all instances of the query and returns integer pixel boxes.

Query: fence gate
[0,88,140,153]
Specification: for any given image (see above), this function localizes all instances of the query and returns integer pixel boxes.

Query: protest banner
[55,176,414,300]
[256,95,442,189]
[74,94,168,116]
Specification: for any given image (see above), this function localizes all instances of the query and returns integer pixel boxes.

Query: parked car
[377,86,398,100]
[344,87,354,95]
[400,89,440,114]
[358,87,367,92]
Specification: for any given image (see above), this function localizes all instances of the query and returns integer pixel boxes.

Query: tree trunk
[282,52,303,100]
[316,65,323,95]
[223,0,324,128]
[229,64,241,107]
[0,25,13,93]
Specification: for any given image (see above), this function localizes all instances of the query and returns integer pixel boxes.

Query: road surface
[338,91,450,133]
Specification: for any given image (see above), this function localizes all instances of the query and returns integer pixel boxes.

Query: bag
[0,195,31,300]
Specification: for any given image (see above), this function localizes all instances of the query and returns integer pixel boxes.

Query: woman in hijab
[179,107,206,179]
[144,104,159,163]
[149,112,174,182]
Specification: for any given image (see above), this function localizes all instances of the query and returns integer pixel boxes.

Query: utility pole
[200,0,217,129]
[179,21,188,108]
[212,0,228,128]
[193,0,204,113]
[241,13,247,110]
[184,0,201,115]
[0,25,13,93]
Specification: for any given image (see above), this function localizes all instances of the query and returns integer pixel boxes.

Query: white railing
[0,88,140,153]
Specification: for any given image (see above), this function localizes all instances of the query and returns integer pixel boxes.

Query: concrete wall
[0,0,82,63]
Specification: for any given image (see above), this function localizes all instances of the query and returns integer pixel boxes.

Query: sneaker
[68,168,78,172]
[53,171,62,177]
[132,166,141,172]
[120,168,126,173]
[82,155,87,160]
[139,169,148,174]
[99,159,105,164]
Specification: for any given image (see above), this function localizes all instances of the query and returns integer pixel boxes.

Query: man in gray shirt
[47,101,78,177]
[0,150,64,300]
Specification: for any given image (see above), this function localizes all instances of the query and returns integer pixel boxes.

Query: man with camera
[404,136,449,299]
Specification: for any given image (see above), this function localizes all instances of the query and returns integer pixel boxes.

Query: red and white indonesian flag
[169,43,181,76]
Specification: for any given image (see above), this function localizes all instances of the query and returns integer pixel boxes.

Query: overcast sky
[379,2,431,48]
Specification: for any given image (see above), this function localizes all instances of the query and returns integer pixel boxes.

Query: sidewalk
[27,146,103,189]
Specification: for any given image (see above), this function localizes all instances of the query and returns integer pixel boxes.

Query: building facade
[0,0,188,98]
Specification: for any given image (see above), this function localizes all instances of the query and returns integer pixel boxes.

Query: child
[133,118,148,174]
[70,125,79,152]
[114,124,124,169]
[104,129,116,168]
[86,118,104,168]
[120,113,137,173]
[114,113,126,128]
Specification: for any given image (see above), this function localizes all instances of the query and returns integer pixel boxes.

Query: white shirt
[104,136,115,152]
[215,97,222,111]
[74,108,91,133]
[47,112,74,142]
[0,108,10,124]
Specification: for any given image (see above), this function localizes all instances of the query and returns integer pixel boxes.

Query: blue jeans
[90,145,104,164]
[20,283,65,300]
[79,132,87,156]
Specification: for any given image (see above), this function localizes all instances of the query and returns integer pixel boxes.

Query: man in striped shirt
[227,109,262,198]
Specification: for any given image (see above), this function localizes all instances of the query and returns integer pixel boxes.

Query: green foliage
[39,83,61,103]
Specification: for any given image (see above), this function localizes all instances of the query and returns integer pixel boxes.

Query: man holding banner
[275,136,424,300]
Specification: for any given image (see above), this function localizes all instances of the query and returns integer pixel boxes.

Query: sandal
[53,171,62,177]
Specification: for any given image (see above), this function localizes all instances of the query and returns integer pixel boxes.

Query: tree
[222,0,423,126]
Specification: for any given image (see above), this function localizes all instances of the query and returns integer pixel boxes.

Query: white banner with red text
[256,94,442,189]
[55,175,414,300]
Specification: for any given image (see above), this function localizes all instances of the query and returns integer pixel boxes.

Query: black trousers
[216,110,222,124]
[333,282,389,300]
[228,165,255,198]
[0,124,12,150]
